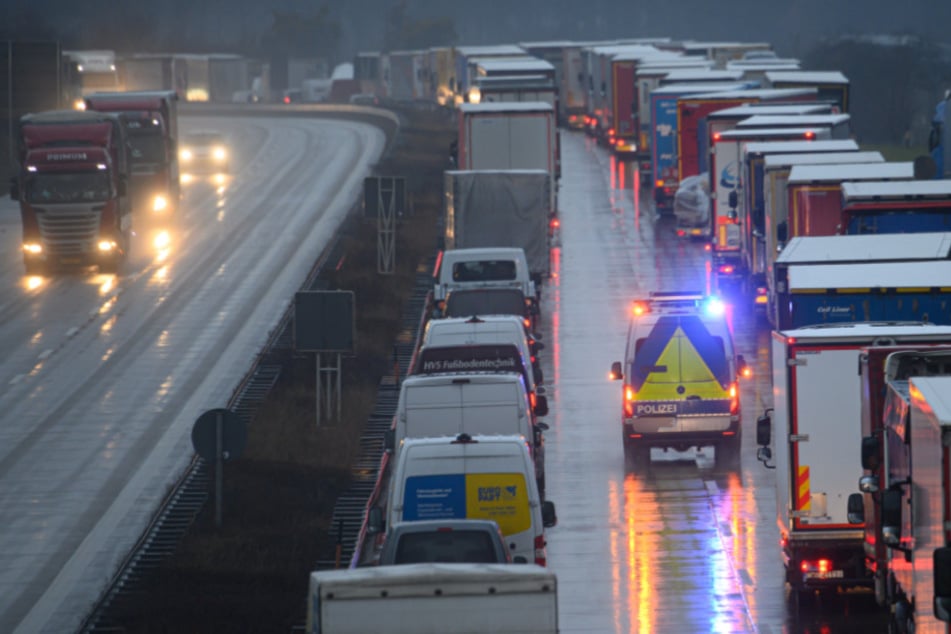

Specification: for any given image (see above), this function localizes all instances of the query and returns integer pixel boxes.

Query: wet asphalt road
[540,131,887,633]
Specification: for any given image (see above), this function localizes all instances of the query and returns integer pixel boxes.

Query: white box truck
[307,562,558,634]
[755,323,951,604]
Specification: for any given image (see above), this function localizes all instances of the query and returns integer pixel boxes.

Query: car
[609,292,750,470]
[378,519,516,565]
[179,130,230,173]
[440,288,536,334]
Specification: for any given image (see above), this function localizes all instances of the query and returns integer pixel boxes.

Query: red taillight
[530,392,537,409]
[676,229,685,237]
[718,264,735,275]
[804,131,816,140]
[534,534,547,566]
[655,179,664,188]
[550,217,560,228]
[524,318,531,329]
[623,384,635,417]
[713,132,722,141]
[632,301,648,316]
[729,382,739,415]
[283,95,291,104]
[608,128,615,136]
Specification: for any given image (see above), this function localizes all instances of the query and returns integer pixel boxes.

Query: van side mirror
[534,395,549,418]
[533,365,544,385]
[610,361,623,381]
[756,410,772,446]
[847,493,864,524]
[934,547,951,621]
[861,435,880,471]
[882,488,903,546]
[533,340,546,352]
[535,421,549,432]
[9,177,19,201]
[541,500,557,528]
[383,429,395,453]
[367,507,384,535]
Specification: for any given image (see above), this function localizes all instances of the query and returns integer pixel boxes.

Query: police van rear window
[445,290,525,318]
[452,260,517,282]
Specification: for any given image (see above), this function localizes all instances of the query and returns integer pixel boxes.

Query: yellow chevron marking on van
[635,326,728,402]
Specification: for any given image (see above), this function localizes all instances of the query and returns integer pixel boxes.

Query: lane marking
[9,374,24,386]
[65,327,79,338]
[37,349,52,361]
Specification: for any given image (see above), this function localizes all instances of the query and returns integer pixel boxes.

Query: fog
[3,0,950,61]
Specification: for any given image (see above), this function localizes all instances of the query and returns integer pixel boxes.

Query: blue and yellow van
[610,292,749,469]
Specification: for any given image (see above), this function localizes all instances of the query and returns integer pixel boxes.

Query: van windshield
[452,259,517,282]
[445,290,526,319]
[394,530,499,564]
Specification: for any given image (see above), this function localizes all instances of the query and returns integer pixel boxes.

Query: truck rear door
[789,344,863,530]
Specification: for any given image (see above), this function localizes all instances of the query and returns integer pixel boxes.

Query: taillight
[718,264,735,275]
[283,95,291,104]
[530,392,537,409]
[624,384,635,417]
[804,131,816,140]
[729,382,739,415]
[524,318,531,329]
[713,132,722,141]
[801,558,832,573]
[534,534,547,566]
[655,179,664,188]
[550,217,560,229]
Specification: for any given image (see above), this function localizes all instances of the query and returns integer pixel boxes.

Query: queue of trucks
[202,36,951,629]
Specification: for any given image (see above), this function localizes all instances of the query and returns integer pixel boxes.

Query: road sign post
[191,408,246,528]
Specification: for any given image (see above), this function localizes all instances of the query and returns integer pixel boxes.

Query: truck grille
[34,204,103,255]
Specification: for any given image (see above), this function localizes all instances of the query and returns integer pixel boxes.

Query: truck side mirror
[534,395,549,418]
[367,507,383,535]
[882,488,903,546]
[9,178,19,201]
[383,429,395,453]
[756,410,772,446]
[728,189,738,210]
[934,547,951,621]
[541,500,557,528]
[861,436,881,471]
[847,493,864,524]
[533,365,544,385]
[610,361,623,381]
[777,220,788,244]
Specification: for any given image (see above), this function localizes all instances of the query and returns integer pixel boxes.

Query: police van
[609,292,749,469]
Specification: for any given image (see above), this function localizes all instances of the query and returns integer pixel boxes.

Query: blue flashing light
[703,297,726,317]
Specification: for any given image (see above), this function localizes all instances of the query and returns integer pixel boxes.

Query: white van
[435,248,537,306]
[421,314,545,389]
[379,434,557,566]
[385,373,548,495]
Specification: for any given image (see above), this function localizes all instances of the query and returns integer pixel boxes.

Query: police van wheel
[624,441,650,470]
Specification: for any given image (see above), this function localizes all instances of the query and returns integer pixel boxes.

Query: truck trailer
[755,324,951,604]
[840,181,951,235]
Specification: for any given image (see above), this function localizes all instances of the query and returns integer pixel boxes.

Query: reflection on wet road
[541,132,886,633]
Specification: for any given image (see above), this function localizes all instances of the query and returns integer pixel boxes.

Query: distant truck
[755,323,951,605]
[852,375,951,633]
[456,101,559,185]
[444,170,552,286]
[10,110,131,274]
[765,70,850,113]
[83,91,180,230]
[771,233,951,329]
[307,563,558,634]
[852,347,951,612]
[840,181,951,235]
[62,50,120,107]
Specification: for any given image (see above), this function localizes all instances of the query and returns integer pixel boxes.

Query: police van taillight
[729,382,739,415]
[624,384,635,417]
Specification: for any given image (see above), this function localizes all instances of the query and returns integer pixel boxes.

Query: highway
[0,110,891,632]
[0,113,385,633]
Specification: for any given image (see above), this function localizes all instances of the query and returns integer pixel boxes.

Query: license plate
[804,570,844,580]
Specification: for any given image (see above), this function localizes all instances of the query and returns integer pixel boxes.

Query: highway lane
[540,131,887,633]
[0,114,385,633]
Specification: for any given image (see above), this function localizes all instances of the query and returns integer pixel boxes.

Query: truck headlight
[153,195,168,212]
[213,147,227,161]
[180,149,193,161]
[98,240,117,252]
[23,243,43,254]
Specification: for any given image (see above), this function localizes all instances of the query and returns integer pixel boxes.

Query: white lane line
[37,349,53,361]
[65,327,79,338]
[9,375,24,386]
